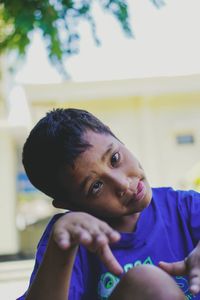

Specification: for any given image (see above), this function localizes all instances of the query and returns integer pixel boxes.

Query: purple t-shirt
[18,187,200,300]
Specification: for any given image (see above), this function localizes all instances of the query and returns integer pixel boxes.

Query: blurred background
[1,0,200,299]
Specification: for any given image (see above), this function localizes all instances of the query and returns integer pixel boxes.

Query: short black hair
[22,108,115,200]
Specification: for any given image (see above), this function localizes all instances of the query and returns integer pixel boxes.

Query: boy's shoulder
[152,186,199,196]
[152,186,200,205]
[152,186,176,200]
[38,212,66,247]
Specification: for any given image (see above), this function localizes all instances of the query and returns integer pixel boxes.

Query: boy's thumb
[158,260,187,276]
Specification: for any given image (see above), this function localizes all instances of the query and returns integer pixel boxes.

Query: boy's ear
[52,198,77,211]
[52,199,64,209]
[52,199,72,210]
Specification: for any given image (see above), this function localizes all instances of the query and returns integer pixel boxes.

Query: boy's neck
[106,213,140,233]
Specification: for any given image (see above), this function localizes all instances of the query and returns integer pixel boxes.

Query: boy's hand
[52,212,123,276]
[158,241,200,295]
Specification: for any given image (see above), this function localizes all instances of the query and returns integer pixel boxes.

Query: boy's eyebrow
[101,143,114,161]
[79,142,114,193]
[79,175,92,193]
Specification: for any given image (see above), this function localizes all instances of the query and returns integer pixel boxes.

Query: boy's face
[62,130,152,220]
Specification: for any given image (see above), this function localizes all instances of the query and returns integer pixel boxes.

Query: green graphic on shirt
[98,272,120,300]
[98,256,195,300]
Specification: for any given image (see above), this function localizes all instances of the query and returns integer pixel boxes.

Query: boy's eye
[111,152,120,167]
[90,181,103,196]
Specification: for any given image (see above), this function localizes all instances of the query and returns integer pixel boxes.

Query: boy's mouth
[125,180,146,205]
[135,180,146,201]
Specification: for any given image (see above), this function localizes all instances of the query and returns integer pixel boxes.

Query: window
[176,134,194,145]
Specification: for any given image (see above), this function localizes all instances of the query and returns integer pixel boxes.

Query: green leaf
[0,0,164,75]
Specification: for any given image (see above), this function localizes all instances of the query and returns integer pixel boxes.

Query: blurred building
[0,56,19,257]
[24,75,200,189]
[1,73,200,257]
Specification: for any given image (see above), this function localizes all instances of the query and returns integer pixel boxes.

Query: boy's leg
[109,265,185,300]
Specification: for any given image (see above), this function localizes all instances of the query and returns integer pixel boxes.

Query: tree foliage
[0,0,165,74]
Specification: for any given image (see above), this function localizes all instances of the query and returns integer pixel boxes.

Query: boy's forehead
[70,131,118,177]
[83,130,115,145]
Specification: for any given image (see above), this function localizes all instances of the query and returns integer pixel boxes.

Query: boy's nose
[110,174,133,198]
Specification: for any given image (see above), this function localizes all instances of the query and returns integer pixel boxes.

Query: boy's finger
[189,269,200,295]
[97,244,123,276]
[95,234,109,248]
[84,233,109,253]
[189,275,200,295]
[99,224,121,243]
[158,260,187,276]
[73,228,93,245]
[53,230,71,250]
[108,231,121,243]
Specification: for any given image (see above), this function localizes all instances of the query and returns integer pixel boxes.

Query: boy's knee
[109,265,185,300]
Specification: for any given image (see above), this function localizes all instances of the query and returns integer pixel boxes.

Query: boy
[18,108,200,300]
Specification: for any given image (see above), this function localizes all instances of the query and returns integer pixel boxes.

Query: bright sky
[15,0,200,84]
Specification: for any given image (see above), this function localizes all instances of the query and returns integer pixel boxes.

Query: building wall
[0,56,19,255]
[136,93,200,188]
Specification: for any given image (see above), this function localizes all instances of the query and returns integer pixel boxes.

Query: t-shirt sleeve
[16,244,47,300]
[178,190,200,246]
[17,212,87,300]
[188,190,200,245]
[16,213,64,300]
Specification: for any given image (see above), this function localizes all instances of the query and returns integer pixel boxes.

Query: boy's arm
[159,241,200,295]
[26,237,78,300]
[25,212,123,300]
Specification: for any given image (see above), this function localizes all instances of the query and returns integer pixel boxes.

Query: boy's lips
[135,180,146,201]
[125,180,146,205]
